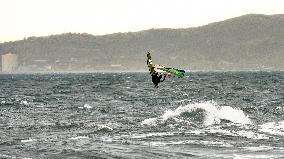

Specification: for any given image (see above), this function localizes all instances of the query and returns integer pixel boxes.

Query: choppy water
[0,72,283,159]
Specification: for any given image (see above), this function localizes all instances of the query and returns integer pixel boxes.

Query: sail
[157,66,185,78]
[147,52,185,77]
[146,52,155,74]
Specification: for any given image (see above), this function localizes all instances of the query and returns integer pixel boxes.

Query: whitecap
[69,136,89,140]
[259,120,284,136]
[97,125,113,132]
[145,141,169,146]
[236,130,269,140]
[79,103,93,109]
[188,130,205,135]
[21,138,37,143]
[144,139,233,148]
[20,100,29,106]
[205,128,236,136]
[242,145,274,152]
[130,132,175,139]
[142,101,252,126]
[84,103,92,109]
[141,117,157,126]
[199,140,233,147]
[234,154,275,159]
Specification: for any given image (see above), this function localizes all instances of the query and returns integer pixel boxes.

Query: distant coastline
[1,14,284,73]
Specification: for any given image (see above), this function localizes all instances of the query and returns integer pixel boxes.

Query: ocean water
[0,72,283,159]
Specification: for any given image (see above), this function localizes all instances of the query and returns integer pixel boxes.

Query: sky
[0,0,283,42]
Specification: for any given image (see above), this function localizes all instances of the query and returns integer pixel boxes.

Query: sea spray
[259,120,284,136]
[142,101,252,127]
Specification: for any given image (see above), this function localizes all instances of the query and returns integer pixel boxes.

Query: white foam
[146,141,169,146]
[142,101,252,126]
[0,154,12,158]
[130,132,175,139]
[69,136,89,140]
[213,105,252,125]
[79,103,93,109]
[242,145,274,151]
[0,154,32,159]
[83,104,92,109]
[143,139,232,148]
[206,128,236,136]
[236,130,269,140]
[141,118,157,126]
[143,140,193,147]
[234,154,275,159]
[189,130,205,135]
[98,125,113,131]
[199,140,233,147]
[259,120,284,136]
[20,100,29,105]
[21,138,36,143]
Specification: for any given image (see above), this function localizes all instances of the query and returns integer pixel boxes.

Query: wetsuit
[152,72,166,87]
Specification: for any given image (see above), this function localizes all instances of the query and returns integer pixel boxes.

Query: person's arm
[160,74,166,82]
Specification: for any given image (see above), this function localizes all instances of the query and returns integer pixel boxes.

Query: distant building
[1,53,18,73]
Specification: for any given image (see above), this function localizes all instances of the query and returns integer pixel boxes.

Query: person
[151,71,166,88]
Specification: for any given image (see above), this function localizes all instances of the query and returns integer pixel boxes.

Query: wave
[21,138,37,143]
[259,120,284,136]
[241,145,275,152]
[78,103,93,109]
[69,136,89,140]
[142,101,252,127]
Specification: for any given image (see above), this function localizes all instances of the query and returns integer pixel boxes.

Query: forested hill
[0,14,284,71]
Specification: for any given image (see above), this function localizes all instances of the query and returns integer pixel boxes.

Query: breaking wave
[142,101,252,127]
[259,120,284,136]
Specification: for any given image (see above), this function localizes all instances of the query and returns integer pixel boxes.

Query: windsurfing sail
[146,52,185,78]
[157,66,185,78]
[147,52,155,74]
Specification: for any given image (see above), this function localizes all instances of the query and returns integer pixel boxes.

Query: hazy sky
[0,0,283,42]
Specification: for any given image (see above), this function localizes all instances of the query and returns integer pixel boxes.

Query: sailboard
[146,52,185,78]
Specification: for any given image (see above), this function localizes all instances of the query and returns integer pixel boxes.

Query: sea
[0,72,283,159]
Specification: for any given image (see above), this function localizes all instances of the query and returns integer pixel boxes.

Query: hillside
[0,14,284,72]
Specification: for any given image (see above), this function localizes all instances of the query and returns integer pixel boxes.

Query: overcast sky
[0,0,283,42]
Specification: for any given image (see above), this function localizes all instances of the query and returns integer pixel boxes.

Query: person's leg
[154,83,158,88]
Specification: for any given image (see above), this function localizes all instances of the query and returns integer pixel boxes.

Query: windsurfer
[151,71,166,88]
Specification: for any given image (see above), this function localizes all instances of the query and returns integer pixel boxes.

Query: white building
[1,53,18,73]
